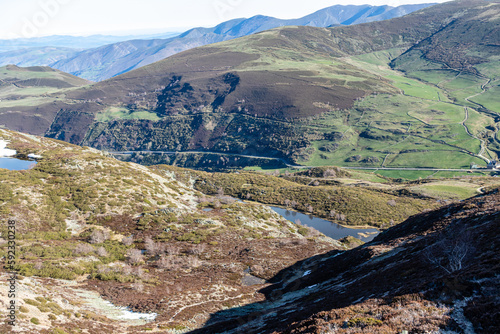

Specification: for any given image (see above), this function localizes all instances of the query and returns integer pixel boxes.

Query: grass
[344,170,390,183]
[0,96,56,108]
[470,83,500,111]
[386,74,447,101]
[464,107,496,137]
[386,151,484,169]
[352,48,408,67]
[409,182,481,200]
[96,107,161,122]
[368,169,438,180]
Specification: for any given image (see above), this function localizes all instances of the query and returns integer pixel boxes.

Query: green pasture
[96,107,161,122]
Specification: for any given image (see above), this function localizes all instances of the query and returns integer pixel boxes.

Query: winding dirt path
[461,106,490,163]
[167,292,252,322]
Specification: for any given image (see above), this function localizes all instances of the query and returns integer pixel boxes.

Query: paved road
[108,150,303,168]
[109,150,497,172]
[344,166,495,172]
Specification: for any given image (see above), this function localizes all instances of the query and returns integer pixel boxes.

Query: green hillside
[0,65,91,136]
[0,0,499,170]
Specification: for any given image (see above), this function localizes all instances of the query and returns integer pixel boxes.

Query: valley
[1,1,499,175]
[0,128,498,333]
[0,0,499,333]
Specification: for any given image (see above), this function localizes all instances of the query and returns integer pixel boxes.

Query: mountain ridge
[0,3,434,81]
[1,0,499,172]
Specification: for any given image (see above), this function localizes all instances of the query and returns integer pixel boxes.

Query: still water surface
[270,206,379,242]
[0,157,37,171]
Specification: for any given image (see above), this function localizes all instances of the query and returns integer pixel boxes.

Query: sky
[0,0,448,39]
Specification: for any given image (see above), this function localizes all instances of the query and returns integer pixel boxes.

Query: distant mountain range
[2,0,498,173]
[0,32,181,52]
[0,3,434,81]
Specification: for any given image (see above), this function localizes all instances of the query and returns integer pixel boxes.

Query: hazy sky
[0,0,447,39]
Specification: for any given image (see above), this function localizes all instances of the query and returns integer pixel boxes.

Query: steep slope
[1,0,499,171]
[189,187,500,333]
[46,3,433,81]
[0,128,339,333]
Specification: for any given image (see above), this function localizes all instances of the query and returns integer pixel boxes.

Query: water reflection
[270,206,379,242]
[0,157,37,171]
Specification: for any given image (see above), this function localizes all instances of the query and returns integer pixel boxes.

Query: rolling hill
[0,0,499,172]
[0,4,433,82]
[0,128,498,333]
[0,65,90,135]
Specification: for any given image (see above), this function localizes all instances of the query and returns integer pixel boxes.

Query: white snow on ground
[28,153,43,159]
[102,301,158,321]
[0,140,16,157]
[75,290,157,325]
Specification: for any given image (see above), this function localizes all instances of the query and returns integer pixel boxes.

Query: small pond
[270,206,379,242]
[0,157,37,171]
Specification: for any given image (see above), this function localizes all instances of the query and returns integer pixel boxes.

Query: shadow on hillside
[185,248,360,334]
[185,196,498,333]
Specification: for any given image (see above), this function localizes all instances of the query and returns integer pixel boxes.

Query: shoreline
[236,199,380,230]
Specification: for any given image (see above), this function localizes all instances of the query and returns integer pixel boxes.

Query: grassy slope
[77,0,500,169]
[0,0,499,171]
[0,65,92,136]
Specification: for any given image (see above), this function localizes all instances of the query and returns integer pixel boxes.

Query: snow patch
[102,301,158,321]
[302,270,312,277]
[76,290,157,324]
[0,140,16,157]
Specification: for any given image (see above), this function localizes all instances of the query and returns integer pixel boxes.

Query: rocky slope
[0,128,339,333]
[189,187,500,333]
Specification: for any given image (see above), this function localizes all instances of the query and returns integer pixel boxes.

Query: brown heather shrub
[132,282,144,292]
[157,255,177,270]
[96,246,108,257]
[122,235,134,246]
[323,169,337,178]
[166,244,180,255]
[74,243,94,255]
[145,237,165,256]
[89,229,109,244]
[187,243,206,255]
[126,249,144,265]
[122,265,133,275]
